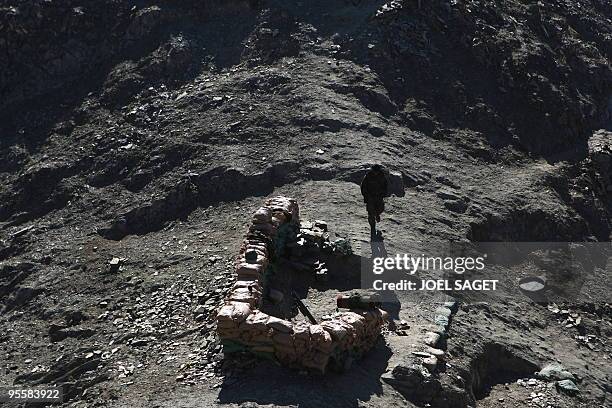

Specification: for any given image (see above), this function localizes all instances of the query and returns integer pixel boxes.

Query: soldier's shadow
[369,233,401,322]
[370,230,387,256]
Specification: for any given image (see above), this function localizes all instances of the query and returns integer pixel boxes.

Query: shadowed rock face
[2,1,611,156]
[354,0,612,158]
[0,1,130,113]
[0,1,610,407]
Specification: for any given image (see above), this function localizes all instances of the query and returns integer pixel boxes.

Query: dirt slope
[0,1,610,407]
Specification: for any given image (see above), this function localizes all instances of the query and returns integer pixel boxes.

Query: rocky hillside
[0,1,610,407]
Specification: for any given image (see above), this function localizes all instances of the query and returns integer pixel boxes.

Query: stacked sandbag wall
[216,196,387,373]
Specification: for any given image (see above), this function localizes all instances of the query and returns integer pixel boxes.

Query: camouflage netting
[216,196,387,373]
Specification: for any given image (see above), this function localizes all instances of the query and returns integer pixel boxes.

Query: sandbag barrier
[216,196,387,373]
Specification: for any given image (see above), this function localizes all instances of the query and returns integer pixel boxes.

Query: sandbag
[217,302,251,324]
[227,287,259,306]
[267,316,294,333]
[310,324,333,353]
[320,320,351,341]
[236,262,264,279]
[249,222,276,236]
[252,207,272,223]
[241,311,270,331]
[273,332,294,347]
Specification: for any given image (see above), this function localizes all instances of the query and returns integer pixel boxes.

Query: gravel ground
[1,1,610,407]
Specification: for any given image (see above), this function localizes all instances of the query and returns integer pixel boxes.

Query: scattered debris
[108,257,124,272]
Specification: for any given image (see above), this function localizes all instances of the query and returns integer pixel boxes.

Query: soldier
[360,164,388,236]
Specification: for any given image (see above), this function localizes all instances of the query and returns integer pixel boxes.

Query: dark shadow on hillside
[0,2,258,153]
[274,0,609,163]
[218,338,392,408]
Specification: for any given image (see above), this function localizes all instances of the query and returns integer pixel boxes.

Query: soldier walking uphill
[361,164,388,236]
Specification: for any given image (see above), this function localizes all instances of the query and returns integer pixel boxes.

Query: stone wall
[216,196,387,373]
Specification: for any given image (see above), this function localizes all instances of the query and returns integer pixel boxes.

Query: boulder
[536,363,576,382]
